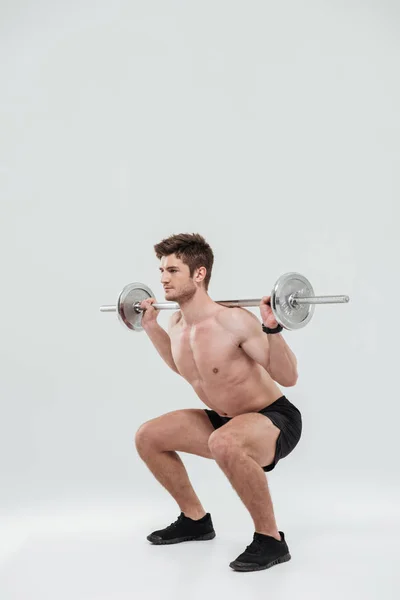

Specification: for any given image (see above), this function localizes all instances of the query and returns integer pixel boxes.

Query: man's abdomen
[192,364,283,417]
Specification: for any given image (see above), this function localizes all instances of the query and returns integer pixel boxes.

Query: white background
[1,1,399,598]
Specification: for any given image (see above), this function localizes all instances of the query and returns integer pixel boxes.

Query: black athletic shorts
[204,395,302,472]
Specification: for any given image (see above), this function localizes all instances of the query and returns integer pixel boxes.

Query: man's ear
[194,266,207,284]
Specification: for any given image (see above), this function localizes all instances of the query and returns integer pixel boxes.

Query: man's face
[159,254,197,304]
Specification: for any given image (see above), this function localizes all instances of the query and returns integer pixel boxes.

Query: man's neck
[178,292,219,326]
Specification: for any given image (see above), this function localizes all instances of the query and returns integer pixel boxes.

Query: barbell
[99,272,350,332]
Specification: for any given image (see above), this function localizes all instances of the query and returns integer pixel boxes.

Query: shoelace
[245,534,282,554]
[166,514,185,531]
[245,539,265,555]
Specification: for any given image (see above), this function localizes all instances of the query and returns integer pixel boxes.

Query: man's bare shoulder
[216,307,260,338]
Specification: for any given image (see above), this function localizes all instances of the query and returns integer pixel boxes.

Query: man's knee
[135,420,158,455]
[208,429,241,463]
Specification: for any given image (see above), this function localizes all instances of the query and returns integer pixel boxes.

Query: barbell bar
[99,272,350,332]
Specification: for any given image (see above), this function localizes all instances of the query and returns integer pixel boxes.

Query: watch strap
[262,323,283,334]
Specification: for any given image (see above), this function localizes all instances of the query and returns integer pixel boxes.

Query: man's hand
[260,296,279,329]
[140,298,159,328]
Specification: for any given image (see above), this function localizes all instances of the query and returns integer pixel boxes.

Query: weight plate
[270,272,315,330]
[117,282,155,331]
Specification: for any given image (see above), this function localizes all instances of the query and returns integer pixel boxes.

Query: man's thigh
[136,408,215,459]
[210,413,281,468]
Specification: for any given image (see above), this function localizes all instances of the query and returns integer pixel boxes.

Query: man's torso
[169,307,283,417]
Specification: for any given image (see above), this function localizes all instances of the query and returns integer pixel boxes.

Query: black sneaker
[147,512,216,545]
[229,531,291,572]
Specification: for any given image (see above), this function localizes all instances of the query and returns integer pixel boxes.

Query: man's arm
[220,308,270,371]
[220,308,298,386]
[266,332,298,387]
[143,317,180,374]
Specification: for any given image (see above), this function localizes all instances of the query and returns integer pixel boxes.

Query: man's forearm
[267,332,298,386]
[143,322,179,373]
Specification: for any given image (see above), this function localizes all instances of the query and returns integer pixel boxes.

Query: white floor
[1,489,399,600]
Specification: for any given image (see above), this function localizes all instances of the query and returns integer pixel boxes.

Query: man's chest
[170,322,241,377]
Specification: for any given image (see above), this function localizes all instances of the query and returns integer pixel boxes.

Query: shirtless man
[135,233,302,572]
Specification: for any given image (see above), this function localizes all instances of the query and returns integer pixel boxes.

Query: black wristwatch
[262,323,283,334]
